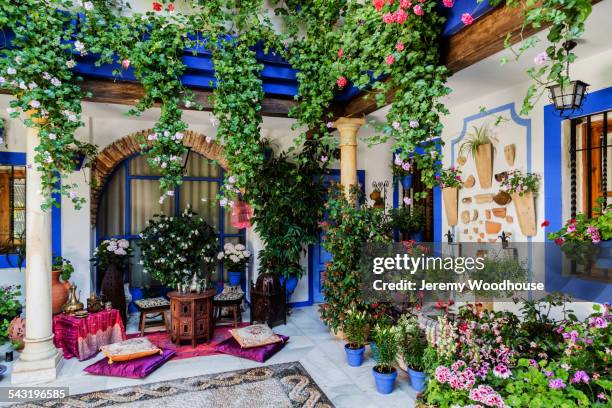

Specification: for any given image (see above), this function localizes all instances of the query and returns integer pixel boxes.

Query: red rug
[127,323,250,360]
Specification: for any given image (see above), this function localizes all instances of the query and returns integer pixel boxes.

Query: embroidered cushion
[214,291,244,302]
[215,335,289,362]
[100,337,162,363]
[85,348,175,378]
[134,297,170,310]
[229,324,282,348]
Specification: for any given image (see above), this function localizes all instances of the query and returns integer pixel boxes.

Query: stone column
[12,117,63,385]
[334,117,365,198]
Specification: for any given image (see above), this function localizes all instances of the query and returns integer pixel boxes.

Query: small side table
[134,297,170,336]
[168,289,215,348]
[213,292,244,328]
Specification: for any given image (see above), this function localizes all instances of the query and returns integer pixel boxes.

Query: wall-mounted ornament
[459,125,497,189]
[473,227,479,234]
[485,210,491,220]
[463,228,469,234]
[472,209,479,222]
[443,187,459,226]
[494,172,508,183]
[504,144,516,167]
[511,192,537,236]
[492,208,507,218]
[485,221,502,234]
[457,155,467,166]
[475,194,493,204]
[463,175,475,188]
[479,233,485,239]
[461,210,470,224]
[505,216,513,223]
[492,191,512,206]
[462,197,472,204]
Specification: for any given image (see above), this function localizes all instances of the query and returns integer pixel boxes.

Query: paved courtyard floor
[0,306,417,407]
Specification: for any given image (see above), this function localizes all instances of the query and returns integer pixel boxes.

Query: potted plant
[139,207,218,289]
[397,315,429,392]
[459,124,497,188]
[500,170,540,236]
[371,324,399,394]
[217,242,251,286]
[343,307,369,367]
[389,205,425,241]
[51,256,74,314]
[437,167,462,227]
[0,285,22,346]
[91,238,133,323]
[392,154,414,190]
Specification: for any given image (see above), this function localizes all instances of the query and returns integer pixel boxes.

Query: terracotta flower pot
[51,270,70,315]
[8,316,25,350]
[442,187,459,226]
[475,143,493,188]
[511,191,537,237]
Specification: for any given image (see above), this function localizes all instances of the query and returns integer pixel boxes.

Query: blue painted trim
[288,300,313,308]
[450,102,532,239]
[0,152,26,165]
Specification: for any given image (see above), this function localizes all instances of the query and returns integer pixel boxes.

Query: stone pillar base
[11,348,63,386]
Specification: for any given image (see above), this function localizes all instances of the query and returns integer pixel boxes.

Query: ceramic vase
[51,270,70,315]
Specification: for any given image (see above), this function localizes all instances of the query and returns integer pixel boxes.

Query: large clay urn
[51,269,70,315]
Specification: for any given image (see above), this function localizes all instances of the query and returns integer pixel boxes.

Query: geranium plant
[91,238,132,272]
[548,200,612,246]
[500,169,541,196]
[217,243,251,271]
[52,256,74,282]
[139,208,218,287]
[391,154,413,178]
[436,166,463,189]
[0,284,22,344]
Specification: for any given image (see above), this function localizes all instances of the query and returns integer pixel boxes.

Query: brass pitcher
[62,283,84,315]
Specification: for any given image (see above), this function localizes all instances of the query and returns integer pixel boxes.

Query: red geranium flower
[337,48,344,58]
[372,0,386,11]
[152,2,162,11]
[167,3,175,12]
[541,220,550,227]
[554,237,565,246]
[336,76,347,88]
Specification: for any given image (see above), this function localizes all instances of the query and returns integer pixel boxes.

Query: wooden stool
[134,297,170,336]
[213,292,244,328]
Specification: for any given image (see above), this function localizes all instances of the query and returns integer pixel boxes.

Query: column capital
[334,117,365,147]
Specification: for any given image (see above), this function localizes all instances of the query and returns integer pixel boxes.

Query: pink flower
[570,370,590,384]
[394,154,403,166]
[435,366,451,383]
[461,12,474,25]
[385,54,395,65]
[413,4,423,15]
[337,49,344,58]
[394,8,408,24]
[534,51,549,66]
[400,0,411,8]
[373,0,386,11]
[383,13,395,24]
[554,237,564,246]
[549,378,566,389]
[121,59,130,69]
[566,223,576,233]
[336,76,347,88]
[403,197,412,205]
[395,42,405,51]
[493,364,511,379]
[401,162,411,171]
[443,0,454,7]
[589,316,608,329]
[166,3,175,12]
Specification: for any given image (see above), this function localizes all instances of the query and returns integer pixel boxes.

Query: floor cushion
[84,348,175,378]
[229,324,283,348]
[100,337,162,363]
[214,335,289,362]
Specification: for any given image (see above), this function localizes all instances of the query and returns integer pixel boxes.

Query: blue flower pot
[372,367,397,394]
[407,367,427,392]
[400,175,413,190]
[411,231,424,242]
[280,275,299,300]
[344,344,365,367]
[227,271,242,286]
[596,240,612,268]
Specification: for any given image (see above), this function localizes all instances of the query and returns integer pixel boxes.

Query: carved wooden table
[167,289,215,348]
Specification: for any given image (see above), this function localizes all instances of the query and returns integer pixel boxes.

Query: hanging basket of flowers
[231,201,254,229]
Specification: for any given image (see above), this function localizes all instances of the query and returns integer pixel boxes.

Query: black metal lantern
[181,147,191,171]
[547,80,589,116]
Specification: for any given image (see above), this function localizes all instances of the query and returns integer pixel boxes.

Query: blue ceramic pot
[281,275,299,299]
[407,367,427,392]
[227,271,242,286]
[411,231,424,242]
[596,240,612,268]
[372,367,397,394]
[401,175,413,190]
[344,344,365,367]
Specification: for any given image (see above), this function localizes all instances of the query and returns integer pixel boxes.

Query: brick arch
[90,129,227,226]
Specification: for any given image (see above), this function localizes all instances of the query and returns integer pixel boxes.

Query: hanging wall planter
[442,187,459,226]
[511,192,537,236]
[475,143,494,189]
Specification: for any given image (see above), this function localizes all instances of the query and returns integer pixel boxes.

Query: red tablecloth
[53,309,126,361]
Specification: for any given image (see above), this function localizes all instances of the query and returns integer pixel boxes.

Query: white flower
[0,77,5,85]
[409,120,419,128]
[235,243,245,251]
[48,133,57,140]
[229,255,240,263]
[28,82,38,89]
[6,67,16,75]
[66,60,76,68]
[74,40,87,55]
[118,239,129,248]
[29,100,41,109]
[69,191,78,199]
[210,117,218,127]
[205,135,213,143]
[114,248,127,256]
[185,100,192,108]
[84,1,94,10]
[217,252,224,260]
[243,250,251,258]
[50,78,62,87]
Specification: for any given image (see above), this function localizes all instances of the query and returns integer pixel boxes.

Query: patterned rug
[15,362,334,408]
[126,323,250,360]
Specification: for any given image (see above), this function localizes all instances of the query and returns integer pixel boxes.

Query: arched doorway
[92,130,245,291]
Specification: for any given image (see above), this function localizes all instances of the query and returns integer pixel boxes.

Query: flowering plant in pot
[437,167,462,227]
[392,154,414,190]
[343,307,369,367]
[397,314,428,392]
[500,169,541,237]
[217,242,251,286]
[51,256,74,314]
[389,205,425,241]
[371,324,399,394]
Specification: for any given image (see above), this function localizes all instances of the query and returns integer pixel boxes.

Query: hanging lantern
[231,201,254,229]
[547,80,589,116]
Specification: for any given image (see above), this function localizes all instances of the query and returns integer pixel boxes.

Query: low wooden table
[167,289,215,348]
